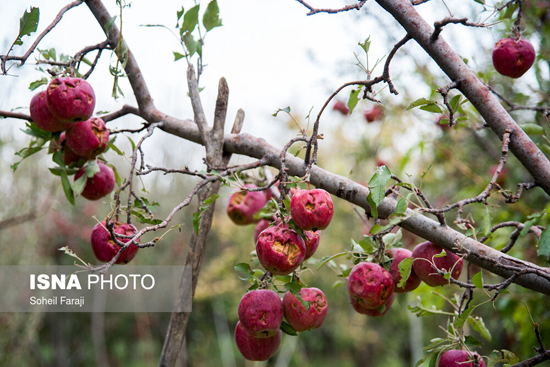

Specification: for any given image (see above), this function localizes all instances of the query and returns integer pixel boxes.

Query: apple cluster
[235,287,329,361]
[227,184,334,361]
[31,77,139,265]
[348,241,464,317]
[30,76,114,201]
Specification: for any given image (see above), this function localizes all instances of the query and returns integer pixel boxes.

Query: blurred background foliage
[1,0,550,366]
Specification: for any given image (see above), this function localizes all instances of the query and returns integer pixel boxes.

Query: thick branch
[375,0,550,196]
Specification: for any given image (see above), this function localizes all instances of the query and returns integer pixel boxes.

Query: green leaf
[182,5,200,33]
[358,37,371,55]
[370,223,391,235]
[468,316,492,341]
[537,227,550,260]
[415,352,435,367]
[29,77,48,91]
[454,307,473,330]
[522,123,545,135]
[284,282,303,294]
[406,97,434,111]
[449,94,462,112]
[464,335,483,348]
[85,160,100,178]
[61,171,75,205]
[383,229,402,248]
[520,218,538,237]
[395,197,408,214]
[367,165,392,214]
[204,193,220,205]
[420,104,443,113]
[173,51,185,61]
[280,321,298,336]
[471,271,483,289]
[104,15,117,34]
[49,167,78,176]
[367,195,378,219]
[127,136,136,152]
[397,257,413,289]
[182,32,199,57]
[72,174,87,196]
[192,211,201,235]
[108,143,124,156]
[348,88,361,114]
[316,252,347,270]
[203,0,222,32]
[272,107,291,117]
[234,263,254,281]
[15,7,39,46]
[433,249,447,258]
[488,350,519,367]
[177,6,185,24]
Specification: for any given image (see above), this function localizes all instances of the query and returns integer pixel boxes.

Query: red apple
[303,230,320,260]
[91,221,139,264]
[283,287,328,331]
[333,100,350,115]
[290,188,334,231]
[227,184,268,225]
[492,38,535,78]
[74,161,115,200]
[238,289,283,338]
[256,225,306,275]
[412,241,463,287]
[254,219,272,244]
[30,91,67,132]
[350,292,395,317]
[388,248,421,293]
[46,77,95,122]
[347,262,394,309]
[65,117,109,160]
[234,321,281,361]
[50,132,87,167]
[364,105,384,123]
[439,349,486,367]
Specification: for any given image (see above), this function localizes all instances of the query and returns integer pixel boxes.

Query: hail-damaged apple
[256,225,306,275]
[91,221,139,264]
[290,188,334,231]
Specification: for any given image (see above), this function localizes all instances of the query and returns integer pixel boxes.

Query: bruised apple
[492,38,535,78]
[65,117,109,160]
[227,184,267,225]
[30,91,67,132]
[91,221,139,264]
[283,287,328,331]
[256,225,306,275]
[347,262,394,309]
[234,321,281,361]
[46,77,95,122]
[290,188,334,231]
[238,289,283,338]
[412,241,463,287]
[74,161,115,200]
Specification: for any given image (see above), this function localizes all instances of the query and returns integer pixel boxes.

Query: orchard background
[1,0,550,366]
